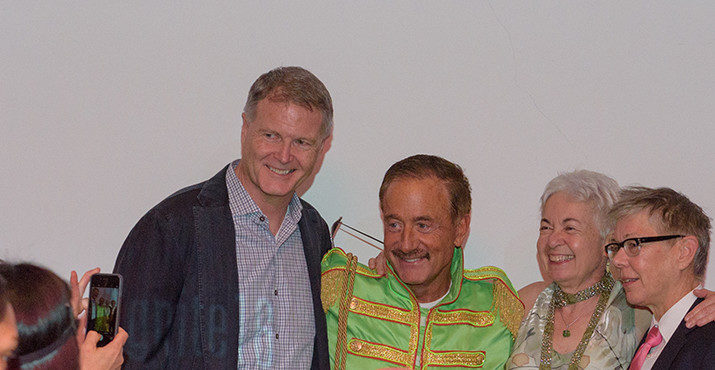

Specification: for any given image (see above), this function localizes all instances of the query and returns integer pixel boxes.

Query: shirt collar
[651,287,700,344]
[285,193,304,225]
[419,281,453,310]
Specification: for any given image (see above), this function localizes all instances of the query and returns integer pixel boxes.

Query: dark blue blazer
[114,165,332,369]
[635,298,715,370]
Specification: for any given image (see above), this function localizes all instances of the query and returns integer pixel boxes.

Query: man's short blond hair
[243,66,333,138]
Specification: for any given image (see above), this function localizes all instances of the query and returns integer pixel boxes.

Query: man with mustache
[321,155,523,369]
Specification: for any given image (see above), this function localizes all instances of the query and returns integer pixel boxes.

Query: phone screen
[87,273,122,347]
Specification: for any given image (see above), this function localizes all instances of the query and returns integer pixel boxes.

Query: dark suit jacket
[636,298,715,369]
[114,165,332,369]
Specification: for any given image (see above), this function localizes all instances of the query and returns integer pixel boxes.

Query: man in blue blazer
[606,186,714,370]
[114,66,334,369]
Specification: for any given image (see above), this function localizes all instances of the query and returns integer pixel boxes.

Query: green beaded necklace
[538,273,615,370]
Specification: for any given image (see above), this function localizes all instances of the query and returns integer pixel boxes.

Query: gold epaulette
[320,248,361,370]
[321,248,350,313]
[321,248,381,312]
[464,266,525,338]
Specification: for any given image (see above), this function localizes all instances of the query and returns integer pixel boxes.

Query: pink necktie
[629,325,663,370]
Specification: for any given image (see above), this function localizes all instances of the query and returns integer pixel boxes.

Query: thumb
[109,327,129,348]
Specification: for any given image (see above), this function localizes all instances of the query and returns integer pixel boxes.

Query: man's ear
[454,213,471,248]
[296,129,333,197]
[675,235,699,271]
[320,127,333,154]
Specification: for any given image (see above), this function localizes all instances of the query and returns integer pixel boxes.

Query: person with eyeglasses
[606,186,714,370]
[508,171,715,370]
[509,170,644,369]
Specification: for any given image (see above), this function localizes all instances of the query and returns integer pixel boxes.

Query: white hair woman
[509,170,645,369]
[509,170,715,369]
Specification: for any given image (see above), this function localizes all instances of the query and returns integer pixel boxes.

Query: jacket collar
[197,164,231,207]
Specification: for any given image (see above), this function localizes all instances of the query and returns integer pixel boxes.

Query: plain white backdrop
[1,2,713,289]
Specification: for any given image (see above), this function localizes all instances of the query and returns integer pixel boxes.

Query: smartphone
[87,273,122,347]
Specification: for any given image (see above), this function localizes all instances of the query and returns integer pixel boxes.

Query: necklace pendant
[562,329,571,337]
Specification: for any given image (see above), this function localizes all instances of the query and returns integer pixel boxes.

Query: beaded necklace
[539,273,615,370]
[552,274,612,307]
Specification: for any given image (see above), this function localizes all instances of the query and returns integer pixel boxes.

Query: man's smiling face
[381,176,469,302]
[237,97,325,208]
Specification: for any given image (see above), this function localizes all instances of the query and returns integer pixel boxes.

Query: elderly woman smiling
[508,170,646,369]
[508,170,714,369]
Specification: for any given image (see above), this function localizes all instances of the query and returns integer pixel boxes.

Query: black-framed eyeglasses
[604,235,683,260]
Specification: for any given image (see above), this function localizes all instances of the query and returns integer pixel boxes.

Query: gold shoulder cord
[334,253,358,370]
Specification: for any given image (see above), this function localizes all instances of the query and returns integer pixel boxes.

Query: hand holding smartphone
[87,273,123,347]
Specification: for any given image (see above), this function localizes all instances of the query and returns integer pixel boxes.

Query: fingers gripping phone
[87,273,122,347]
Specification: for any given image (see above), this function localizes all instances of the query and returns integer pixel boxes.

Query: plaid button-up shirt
[226,160,315,369]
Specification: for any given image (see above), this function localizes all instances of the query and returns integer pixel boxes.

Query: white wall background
[2,1,713,290]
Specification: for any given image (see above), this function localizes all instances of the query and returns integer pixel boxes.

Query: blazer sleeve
[669,323,715,369]
[113,208,187,369]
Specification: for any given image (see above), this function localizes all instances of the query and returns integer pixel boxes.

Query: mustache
[391,249,429,260]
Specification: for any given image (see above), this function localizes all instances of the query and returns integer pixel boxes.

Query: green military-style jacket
[321,247,524,369]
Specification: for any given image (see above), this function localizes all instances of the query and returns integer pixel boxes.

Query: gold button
[349,298,358,310]
[349,340,363,352]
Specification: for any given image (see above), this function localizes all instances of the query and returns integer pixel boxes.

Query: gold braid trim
[422,350,486,368]
[345,294,420,366]
[491,279,524,338]
[348,297,416,325]
[464,266,509,280]
[347,298,421,366]
[465,266,524,339]
[347,338,412,367]
[334,253,358,370]
[430,309,495,327]
[355,263,382,277]
[422,313,487,368]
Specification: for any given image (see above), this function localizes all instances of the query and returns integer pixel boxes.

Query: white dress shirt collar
[641,287,700,369]
[651,287,699,344]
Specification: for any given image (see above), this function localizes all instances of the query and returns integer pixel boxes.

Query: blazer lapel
[652,298,703,369]
[297,204,331,370]
[299,206,322,294]
[194,166,240,367]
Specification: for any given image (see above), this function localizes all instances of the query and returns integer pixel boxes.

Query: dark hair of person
[379,154,472,221]
[0,274,7,321]
[0,263,79,369]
